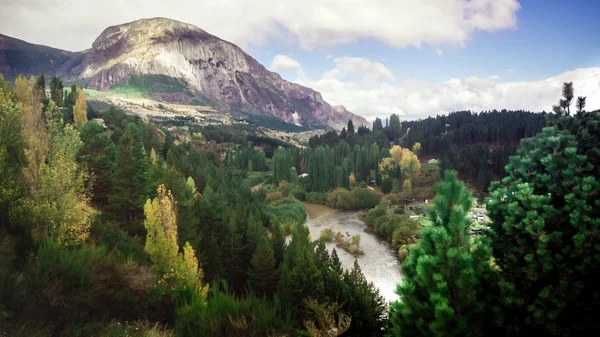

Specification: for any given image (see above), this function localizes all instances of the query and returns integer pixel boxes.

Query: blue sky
[2,0,599,120]
[248,0,600,83]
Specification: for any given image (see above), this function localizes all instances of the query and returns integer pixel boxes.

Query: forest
[0,74,599,337]
[308,109,547,191]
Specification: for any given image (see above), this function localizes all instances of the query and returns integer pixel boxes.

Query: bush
[306,192,327,205]
[265,197,306,226]
[334,232,364,257]
[8,238,159,330]
[266,191,284,203]
[175,281,295,337]
[320,228,334,242]
[352,188,382,209]
[363,200,389,226]
[374,214,419,243]
[326,188,358,210]
[290,186,307,201]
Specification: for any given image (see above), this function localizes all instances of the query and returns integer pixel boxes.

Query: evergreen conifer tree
[248,235,277,297]
[488,108,600,335]
[109,123,150,233]
[389,171,498,337]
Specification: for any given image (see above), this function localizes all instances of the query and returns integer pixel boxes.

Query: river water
[304,206,403,303]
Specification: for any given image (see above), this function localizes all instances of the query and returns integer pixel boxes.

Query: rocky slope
[1,18,368,130]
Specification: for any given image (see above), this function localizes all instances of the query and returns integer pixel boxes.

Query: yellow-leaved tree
[16,76,93,246]
[144,184,208,298]
[73,88,88,128]
[379,145,421,195]
[412,142,421,156]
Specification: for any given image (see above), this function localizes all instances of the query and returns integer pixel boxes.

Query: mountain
[0,18,368,130]
[0,33,83,81]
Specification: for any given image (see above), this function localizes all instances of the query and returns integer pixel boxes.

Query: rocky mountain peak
[2,18,369,130]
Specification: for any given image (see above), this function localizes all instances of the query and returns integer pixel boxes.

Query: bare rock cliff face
[76,18,368,130]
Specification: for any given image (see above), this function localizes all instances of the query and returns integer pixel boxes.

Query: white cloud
[323,57,396,82]
[295,61,600,121]
[0,0,520,51]
[436,48,444,56]
[269,55,302,73]
[508,68,515,73]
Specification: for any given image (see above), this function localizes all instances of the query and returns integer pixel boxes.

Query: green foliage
[79,120,116,205]
[389,171,498,337]
[248,236,278,297]
[326,188,358,210]
[265,197,306,227]
[319,228,334,242]
[272,147,293,184]
[306,192,327,205]
[352,187,382,209]
[109,123,151,234]
[488,106,600,335]
[175,282,295,337]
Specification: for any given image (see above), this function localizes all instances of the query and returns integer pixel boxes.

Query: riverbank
[303,203,402,303]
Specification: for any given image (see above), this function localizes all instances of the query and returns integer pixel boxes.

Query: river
[303,203,403,303]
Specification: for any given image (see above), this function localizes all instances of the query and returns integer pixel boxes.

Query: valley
[1,3,599,336]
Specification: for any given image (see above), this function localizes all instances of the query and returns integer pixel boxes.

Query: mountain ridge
[0,18,368,130]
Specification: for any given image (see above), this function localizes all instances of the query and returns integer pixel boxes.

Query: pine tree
[248,235,277,297]
[79,120,115,205]
[109,123,150,232]
[271,221,285,267]
[73,88,87,128]
[488,116,600,335]
[390,171,498,337]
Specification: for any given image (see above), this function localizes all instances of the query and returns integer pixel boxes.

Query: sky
[1,0,599,121]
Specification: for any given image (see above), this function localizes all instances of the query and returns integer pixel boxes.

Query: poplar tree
[347,119,355,134]
[73,88,87,128]
[390,171,498,337]
[144,184,208,294]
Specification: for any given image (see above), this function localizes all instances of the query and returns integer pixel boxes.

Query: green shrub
[326,188,358,210]
[265,197,306,226]
[245,171,268,187]
[91,219,147,263]
[290,186,307,201]
[352,188,382,209]
[175,281,295,337]
[333,232,364,257]
[320,228,334,242]
[363,200,388,226]
[266,191,284,203]
[306,192,327,205]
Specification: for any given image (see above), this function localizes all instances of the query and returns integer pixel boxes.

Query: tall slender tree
[248,235,277,297]
[109,123,150,232]
[73,88,88,128]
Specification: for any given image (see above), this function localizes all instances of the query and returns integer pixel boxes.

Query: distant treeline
[308,110,547,191]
